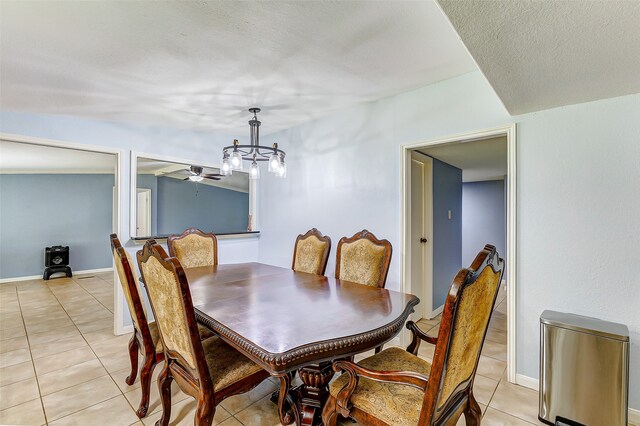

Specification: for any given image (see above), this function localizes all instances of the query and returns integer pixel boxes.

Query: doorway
[0,133,123,333]
[401,125,517,382]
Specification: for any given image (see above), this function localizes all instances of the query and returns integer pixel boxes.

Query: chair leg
[135,354,156,418]
[321,395,339,426]
[155,364,173,426]
[125,335,139,385]
[194,399,215,426]
[463,390,482,426]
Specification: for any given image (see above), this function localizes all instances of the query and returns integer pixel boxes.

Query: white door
[410,151,434,319]
[136,189,151,237]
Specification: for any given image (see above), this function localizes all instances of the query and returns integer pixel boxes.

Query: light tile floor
[0,275,633,425]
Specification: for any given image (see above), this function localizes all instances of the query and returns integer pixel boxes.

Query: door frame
[400,124,517,383]
[0,132,125,335]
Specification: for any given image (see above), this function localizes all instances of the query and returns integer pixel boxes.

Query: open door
[410,151,434,319]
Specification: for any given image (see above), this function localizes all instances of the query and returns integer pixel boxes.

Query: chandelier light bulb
[230,151,243,170]
[220,157,232,176]
[276,161,287,178]
[268,153,281,173]
[249,161,260,180]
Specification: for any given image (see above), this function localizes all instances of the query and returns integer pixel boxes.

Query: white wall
[516,95,640,401]
[257,72,509,287]
[258,72,640,409]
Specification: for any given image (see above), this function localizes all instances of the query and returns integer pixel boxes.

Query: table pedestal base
[295,362,335,426]
[271,362,335,426]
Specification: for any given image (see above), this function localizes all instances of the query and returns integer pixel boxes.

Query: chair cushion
[329,347,431,426]
[294,235,328,275]
[113,248,148,332]
[148,322,215,354]
[437,265,500,408]
[140,256,197,369]
[172,234,215,268]
[201,335,264,392]
[338,239,387,287]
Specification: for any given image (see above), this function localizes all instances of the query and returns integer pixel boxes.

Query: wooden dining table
[182,262,419,426]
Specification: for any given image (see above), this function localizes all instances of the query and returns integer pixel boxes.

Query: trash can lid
[540,310,629,341]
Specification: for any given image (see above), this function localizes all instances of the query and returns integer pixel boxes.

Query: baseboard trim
[116,324,134,336]
[429,304,444,319]
[0,268,113,284]
[515,374,538,390]
[515,374,639,421]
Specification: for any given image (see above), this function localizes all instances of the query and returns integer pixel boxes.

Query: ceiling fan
[183,165,222,182]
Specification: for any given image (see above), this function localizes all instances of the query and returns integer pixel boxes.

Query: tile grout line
[49,394,124,425]
[75,276,115,314]
[487,405,539,425]
[14,285,49,426]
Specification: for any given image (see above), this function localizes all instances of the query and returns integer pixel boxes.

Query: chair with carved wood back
[335,229,392,288]
[111,234,164,418]
[323,244,504,426]
[136,241,270,426]
[167,228,218,268]
[292,228,331,275]
[110,234,214,418]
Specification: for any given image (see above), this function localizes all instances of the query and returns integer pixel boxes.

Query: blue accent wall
[0,174,114,279]
[432,159,462,309]
[462,179,506,266]
[155,177,248,235]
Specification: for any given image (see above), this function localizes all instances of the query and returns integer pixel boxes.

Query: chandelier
[220,108,286,179]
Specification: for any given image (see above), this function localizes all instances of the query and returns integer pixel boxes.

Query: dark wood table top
[185,262,419,374]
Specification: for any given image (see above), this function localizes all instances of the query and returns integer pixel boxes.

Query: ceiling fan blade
[183,177,190,181]
[202,174,223,178]
[204,176,221,181]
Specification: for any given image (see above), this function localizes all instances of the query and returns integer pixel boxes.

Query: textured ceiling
[418,136,506,182]
[438,0,640,115]
[0,1,475,133]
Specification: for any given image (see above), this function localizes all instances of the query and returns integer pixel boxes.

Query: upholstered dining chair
[110,234,164,418]
[335,229,392,288]
[110,234,214,418]
[137,241,271,426]
[292,228,331,275]
[323,244,504,426]
[167,227,218,268]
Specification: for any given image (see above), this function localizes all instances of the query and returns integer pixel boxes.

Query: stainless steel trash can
[539,310,629,426]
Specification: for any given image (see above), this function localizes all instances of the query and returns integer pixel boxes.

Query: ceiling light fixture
[221,108,286,179]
